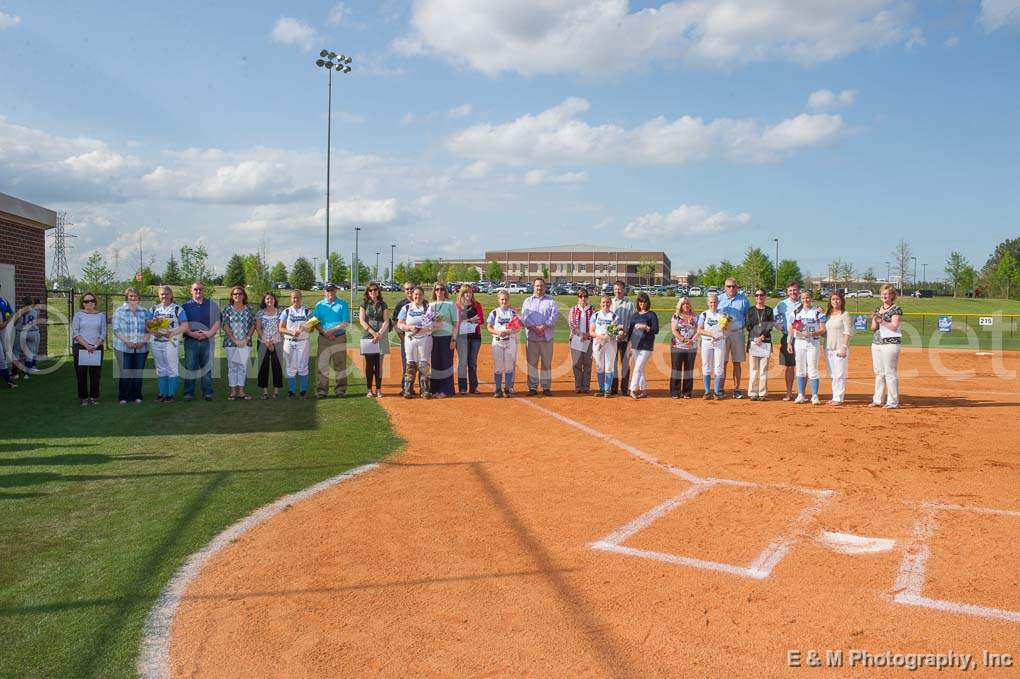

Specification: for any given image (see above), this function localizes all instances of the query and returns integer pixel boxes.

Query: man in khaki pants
[313,283,350,397]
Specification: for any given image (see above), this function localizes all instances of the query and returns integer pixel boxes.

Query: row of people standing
[0,286,42,388]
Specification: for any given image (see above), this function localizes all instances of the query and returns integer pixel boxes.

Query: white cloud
[522,169,588,186]
[270,17,318,52]
[807,89,857,111]
[448,104,473,118]
[333,110,366,124]
[944,35,960,48]
[624,205,751,238]
[980,0,1020,31]
[328,2,350,25]
[904,26,926,50]
[459,161,490,179]
[231,198,401,235]
[447,98,846,167]
[399,112,415,125]
[0,11,21,28]
[395,0,915,76]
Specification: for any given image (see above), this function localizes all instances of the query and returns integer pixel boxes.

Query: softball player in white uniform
[279,291,312,398]
[697,293,727,399]
[149,286,189,401]
[589,294,620,397]
[787,290,826,404]
[397,286,433,398]
[485,290,519,397]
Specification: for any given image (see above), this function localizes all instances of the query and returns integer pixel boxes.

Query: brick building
[482,244,671,285]
[1,192,57,354]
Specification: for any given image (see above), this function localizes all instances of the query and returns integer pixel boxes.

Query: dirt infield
[166,348,1019,677]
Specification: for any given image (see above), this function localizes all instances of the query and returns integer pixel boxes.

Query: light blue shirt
[717,292,750,330]
[773,297,799,336]
[521,294,558,342]
[313,298,350,336]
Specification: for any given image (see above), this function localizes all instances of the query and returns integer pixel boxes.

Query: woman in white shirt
[870,284,903,409]
[696,292,727,400]
[824,291,853,405]
[787,289,826,404]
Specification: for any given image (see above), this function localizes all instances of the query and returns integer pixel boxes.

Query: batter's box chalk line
[519,400,1020,624]
[890,502,1020,624]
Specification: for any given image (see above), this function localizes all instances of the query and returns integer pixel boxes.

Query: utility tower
[49,211,76,287]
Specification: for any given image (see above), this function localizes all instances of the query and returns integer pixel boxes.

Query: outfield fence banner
[938,316,952,332]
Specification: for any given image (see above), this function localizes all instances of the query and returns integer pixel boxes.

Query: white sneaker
[811,395,820,405]
[883,403,898,409]
[794,394,806,404]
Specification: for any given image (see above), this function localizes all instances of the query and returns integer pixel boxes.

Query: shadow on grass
[0,464,339,489]
[0,442,100,453]
[0,454,172,467]
[0,492,50,500]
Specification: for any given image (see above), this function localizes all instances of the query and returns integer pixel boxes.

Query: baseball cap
[324,282,338,290]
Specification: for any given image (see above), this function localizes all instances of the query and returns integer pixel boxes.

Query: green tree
[243,252,271,293]
[463,266,480,282]
[718,260,736,284]
[416,259,438,284]
[447,263,468,282]
[138,262,160,289]
[541,264,551,280]
[179,244,211,285]
[162,253,182,285]
[944,251,971,297]
[393,262,410,285]
[739,247,775,291]
[485,260,503,282]
[775,259,803,288]
[993,251,1017,299]
[290,257,315,290]
[861,267,877,291]
[270,261,288,284]
[637,257,655,285]
[224,254,246,287]
[702,264,722,288]
[81,250,115,292]
[323,251,348,284]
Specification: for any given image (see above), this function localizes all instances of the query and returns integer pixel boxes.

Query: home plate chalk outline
[517,400,1020,624]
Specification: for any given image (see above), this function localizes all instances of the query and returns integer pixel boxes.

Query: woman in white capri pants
[279,290,312,399]
[697,292,727,400]
[221,285,256,400]
[149,285,189,402]
[787,289,826,405]
[486,289,520,397]
[870,284,902,409]
[590,294,621,398]
[824,291,853,405]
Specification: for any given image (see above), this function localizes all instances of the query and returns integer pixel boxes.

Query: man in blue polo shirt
[181,281,220,401]
[717,277,750,399]
[313,283,350,397]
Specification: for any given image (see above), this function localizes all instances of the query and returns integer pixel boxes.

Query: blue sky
[1,0,1018,281]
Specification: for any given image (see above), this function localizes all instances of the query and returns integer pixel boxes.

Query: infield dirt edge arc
[135,463,379,679]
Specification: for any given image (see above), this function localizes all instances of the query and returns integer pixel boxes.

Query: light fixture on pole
[772,238,779,291]
[375,251,380,281]
[314,49,353,283]
[353,226,361,308]
[390,244,396,283]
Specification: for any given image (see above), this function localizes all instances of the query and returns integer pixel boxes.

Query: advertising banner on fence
[854,315,868,331]
[938,316,952,332]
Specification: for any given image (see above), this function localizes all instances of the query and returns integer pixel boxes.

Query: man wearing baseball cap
[312,283,350,397]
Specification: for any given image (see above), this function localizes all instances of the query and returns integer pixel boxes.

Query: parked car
[310,282,323,291]
[689,286,703,296]
[855,289,874,298]
[274,282,291,290]
[706,286,719,295]
[507,282,528,293]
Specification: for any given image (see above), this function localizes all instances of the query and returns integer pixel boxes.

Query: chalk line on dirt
[137,463,378,679]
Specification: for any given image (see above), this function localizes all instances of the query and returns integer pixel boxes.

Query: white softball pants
[491,338,517,374]
[794,339,820,379]
[404,333,433,364]
[825,349,849,403]
[283,339,310,377]
[226,346,250,387]
[151,341,180,378]
[871,343,900,407]
[629,349,652,392]
[700,339,725,377]
[593,338,616,374]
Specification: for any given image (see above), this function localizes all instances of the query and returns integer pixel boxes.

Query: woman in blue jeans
[112,287,151,404]
[455,284,483,394]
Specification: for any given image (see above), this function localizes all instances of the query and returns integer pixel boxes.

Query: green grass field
[0,354,401,679]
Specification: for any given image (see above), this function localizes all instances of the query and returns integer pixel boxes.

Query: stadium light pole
[353,226,361,308]
[390,244,396,283]
[922,263,928,286]
[885,260,890,283]
[314,50,353,283]
[911,256,917,289]
[772,238,779,291]
[375,252,380,281]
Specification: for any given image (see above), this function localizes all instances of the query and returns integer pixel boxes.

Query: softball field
[152,347,1018,677]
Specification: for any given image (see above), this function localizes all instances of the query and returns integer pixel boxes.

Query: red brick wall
[0,216,48,355]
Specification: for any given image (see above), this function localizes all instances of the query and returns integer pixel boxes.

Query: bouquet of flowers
[303,316,320,331]
[506,315,523,332]
[718,314,732,330]
[146,317,170,333]
[607,322,621,337]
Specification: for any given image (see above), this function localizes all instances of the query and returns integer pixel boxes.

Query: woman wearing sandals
[359,283,390,398]
[627,292,659,399]
[255,292,284,399]
[870,284,902,409]
[669,297,698,398]
[824,291,853,405]
[221,285,256,400]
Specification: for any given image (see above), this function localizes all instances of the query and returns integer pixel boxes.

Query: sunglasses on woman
[83,298,96,303]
